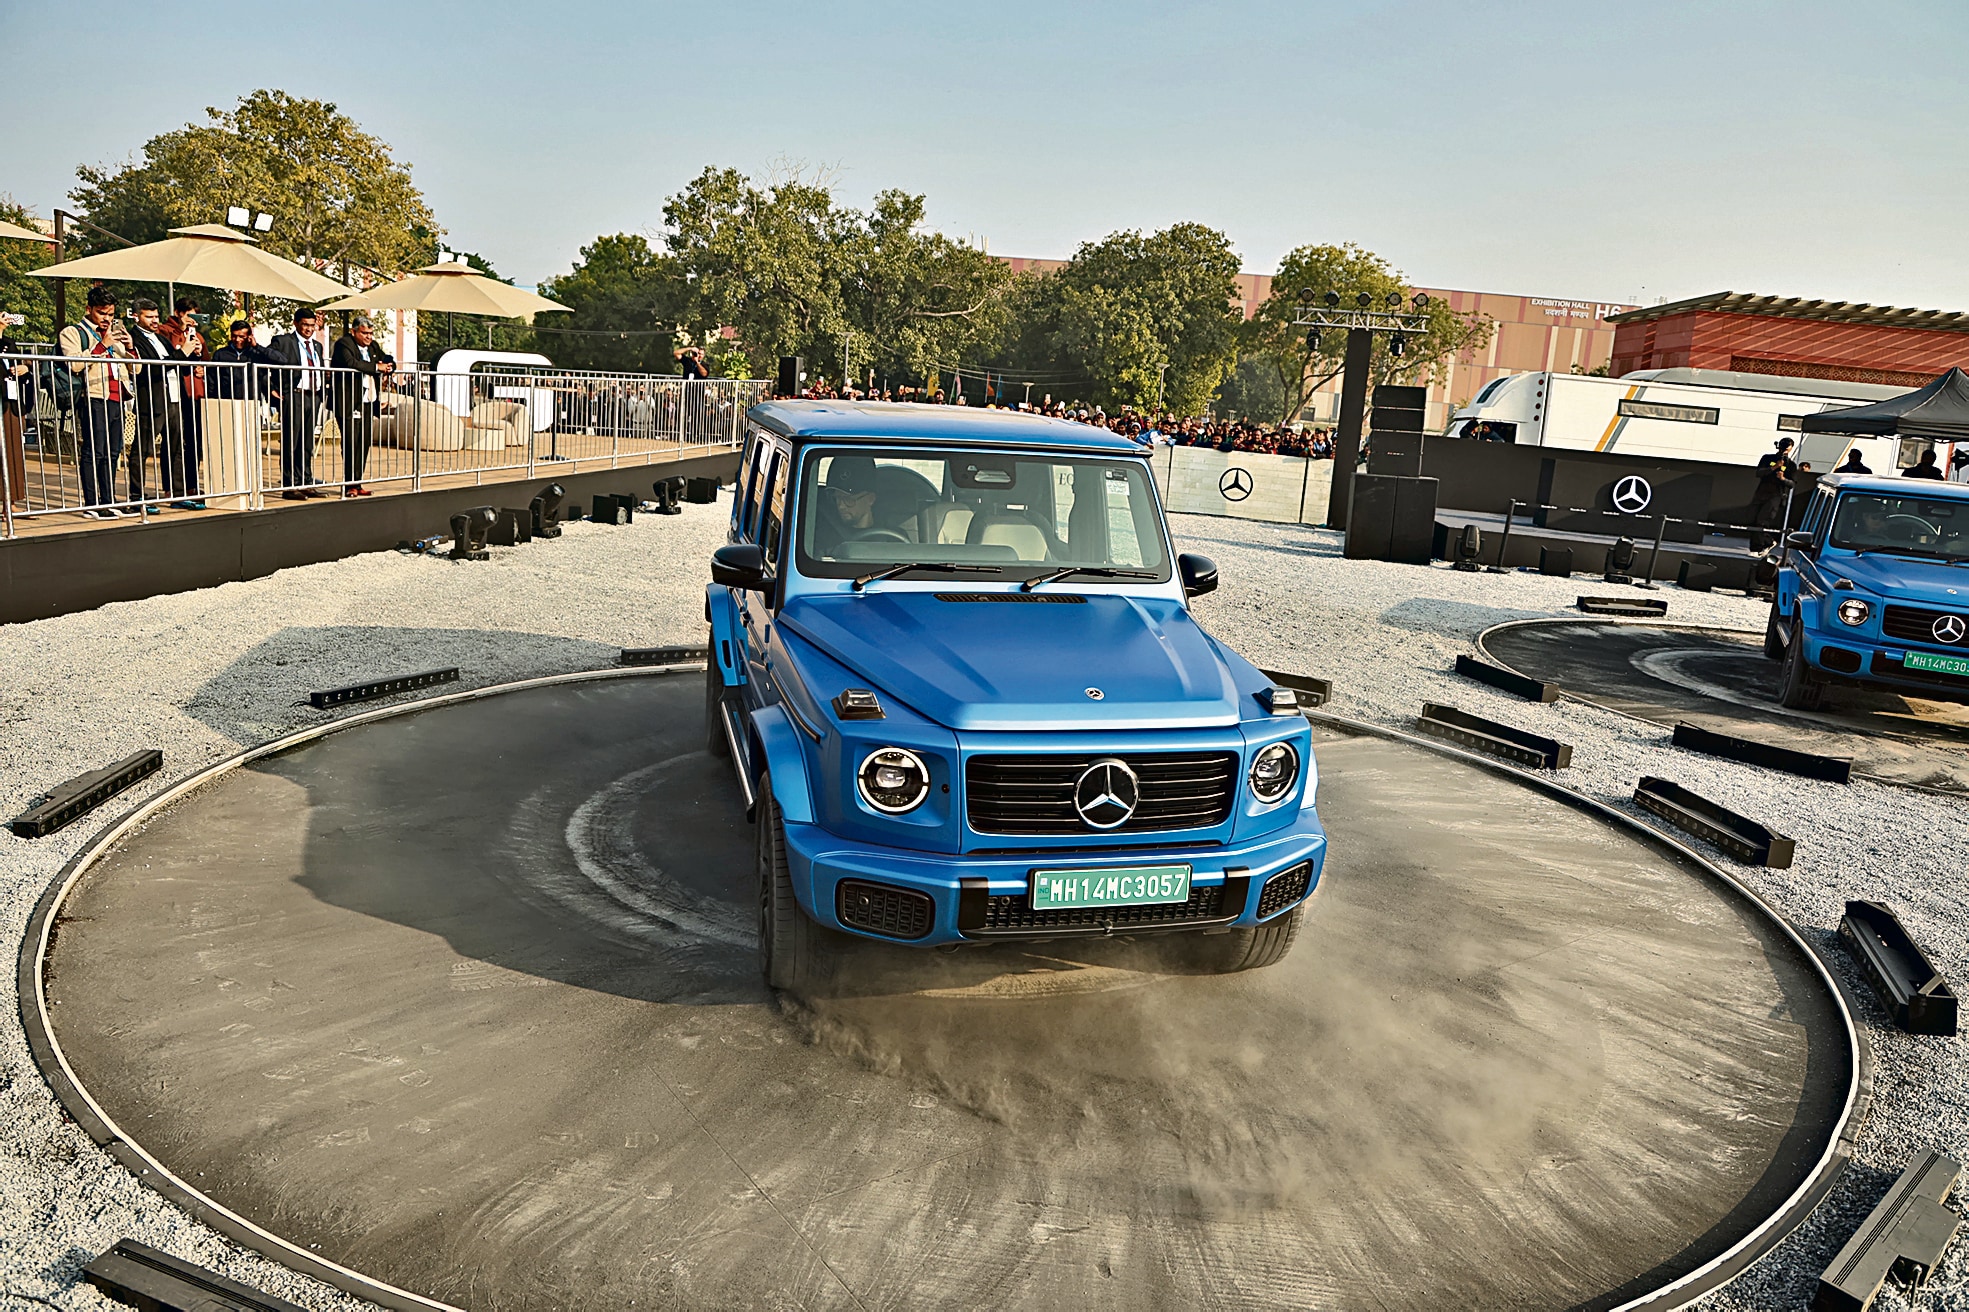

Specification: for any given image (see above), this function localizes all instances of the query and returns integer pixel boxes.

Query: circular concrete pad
[1481,619,1969,793]
[42,676,1856,1310]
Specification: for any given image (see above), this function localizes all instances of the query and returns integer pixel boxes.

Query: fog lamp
[859,748,930,814]
[1836,598,1871,627]
[1249,742,1299,803]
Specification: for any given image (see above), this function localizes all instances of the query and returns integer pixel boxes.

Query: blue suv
[1768,474,1969,709]
[705,402,1327,990]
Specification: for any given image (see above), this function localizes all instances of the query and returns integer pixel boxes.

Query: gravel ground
[0,501,1963,1310]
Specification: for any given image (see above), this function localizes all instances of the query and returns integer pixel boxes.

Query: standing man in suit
[126,299,202,510]
[266,307,329,496]
[330,317,394,496]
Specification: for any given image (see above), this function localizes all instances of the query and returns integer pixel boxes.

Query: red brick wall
[1612,310,1969,381]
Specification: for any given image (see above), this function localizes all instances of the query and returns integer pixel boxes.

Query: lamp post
[1291,289,1430,531]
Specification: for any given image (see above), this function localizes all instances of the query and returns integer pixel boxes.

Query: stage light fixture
[449,506,496,561]
[1324,291,1340,308]
[1413,292,1431,309]
[1305,328,1319,350]
[1298,286,1314,304]
[253,212,274,232]
[532,483,565,538]
[225,206,251,228]
[1355,292,1372,309]
[1389,335,1406,357]
[1386,291,1402,309]
[1602,537,1637,584]
[651,477,685,515]
[1452,523,1483,572]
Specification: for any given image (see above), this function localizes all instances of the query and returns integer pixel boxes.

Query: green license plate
[1030,865,1192,910]
[1906,650,1969,676]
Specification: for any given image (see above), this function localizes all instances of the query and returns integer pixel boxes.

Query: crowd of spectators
[792,376,1339,459]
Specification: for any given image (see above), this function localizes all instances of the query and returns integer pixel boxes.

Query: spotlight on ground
[1750,555,1780,596]
[650,477,685,515]
[1603,536,1637,584]
[449,506,496,561]
[1452,523,1483,572]
[532,484,565,538]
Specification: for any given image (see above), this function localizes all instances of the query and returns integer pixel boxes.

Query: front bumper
[1803,630,1969,703]
[780,804,1328,947]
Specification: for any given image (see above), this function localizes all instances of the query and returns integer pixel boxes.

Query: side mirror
[711,543,770,590]
[1784,531,1815,552]
[1178,552,1218,598]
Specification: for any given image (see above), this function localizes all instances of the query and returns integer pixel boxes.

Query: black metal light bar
[1289,308,1429,332]
[1816,1147,1962,1311]
[1454,654,1560,703]
[84,1238,308,1312]
[1839,900,1958,1036]
[9,750,163,839]
[1634,776,1796,868]
[1671,721,1852,783]
[308,667,460,710]
[1417,702,1572,769]
[1577,595,1670,617]
[1259,668,1333,709]
[619,645,708,667]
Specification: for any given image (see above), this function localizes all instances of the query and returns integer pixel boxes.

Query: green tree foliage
[0,199,57,343]
[1240,242,1494,426]
[656,165,1008,382]
[70,90,437,280]
[536,233,683,373]
[1042,224,1242,414]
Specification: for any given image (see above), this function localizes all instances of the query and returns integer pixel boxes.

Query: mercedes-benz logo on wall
[1073,758,1140,829]
[1611,475,1654,514]
[1219,467,1254,501]
[1934,614,1967,645]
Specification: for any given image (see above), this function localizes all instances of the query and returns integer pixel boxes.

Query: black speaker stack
[1364,385,1428,477]
[776,356,804,398]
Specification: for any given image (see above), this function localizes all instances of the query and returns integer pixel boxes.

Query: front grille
[966,752,1239,835]
[836,880,934,940]
[1883,605,1969,648]
[1872,653,1969,689]
[977,883,1225,932]
[1256,862,1314,918]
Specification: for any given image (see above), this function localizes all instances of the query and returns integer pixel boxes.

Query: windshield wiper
[1851,546,1953,562]
[1020,566,1161,591]
[852,562,1004,591]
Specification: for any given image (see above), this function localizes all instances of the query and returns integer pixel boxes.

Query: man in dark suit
[266,307,330,496]
[330,317,394,496]
[126,298,201,509]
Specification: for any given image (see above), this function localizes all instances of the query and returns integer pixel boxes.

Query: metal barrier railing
[0,350,765,533]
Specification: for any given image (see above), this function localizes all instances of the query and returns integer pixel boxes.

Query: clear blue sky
[3,0,1964,308]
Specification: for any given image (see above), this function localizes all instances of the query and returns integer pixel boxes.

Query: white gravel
[0,501,1962,1310]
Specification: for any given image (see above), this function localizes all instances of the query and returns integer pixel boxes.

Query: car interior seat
[919,501,976,545]
[967,511,1052,561]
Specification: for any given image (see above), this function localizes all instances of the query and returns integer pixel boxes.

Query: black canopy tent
[1799,367,1969,441]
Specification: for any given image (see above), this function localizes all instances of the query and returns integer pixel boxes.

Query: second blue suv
[1768,474,1969,709]
[705,402,1327,991]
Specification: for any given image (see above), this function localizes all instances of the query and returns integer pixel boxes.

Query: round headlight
[1836,598,1871,627]
[1249,742,1299,804]
[858,747,930,814]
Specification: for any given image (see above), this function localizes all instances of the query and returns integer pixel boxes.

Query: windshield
[794,446,1171,582]
[1828,492,1969,561]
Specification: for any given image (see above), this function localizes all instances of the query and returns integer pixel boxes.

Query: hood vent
[935,592,1088,604]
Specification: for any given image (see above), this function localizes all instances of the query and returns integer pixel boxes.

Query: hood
[778,591,1240,731]
[1820,553,1969,603]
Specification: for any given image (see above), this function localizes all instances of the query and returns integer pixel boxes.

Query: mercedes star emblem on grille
[1611,474,1653,514]
[1933,614,1967,644]
[1073,758,1140,829]
[1219,467,1254,501]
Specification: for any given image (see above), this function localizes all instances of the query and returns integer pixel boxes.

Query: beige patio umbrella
[30,223,349,300]
[318,261,569,321]
[0,219,53,243]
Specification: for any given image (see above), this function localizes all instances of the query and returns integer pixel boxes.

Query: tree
[536,234,683,373]
[1240,242,1493,426]
[1046,224,1242,414]
[0,199,58,343]
[834,189,1010,386]
[70,90,437,281]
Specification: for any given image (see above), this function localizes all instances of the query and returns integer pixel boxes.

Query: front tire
[1777,620,1825,710]
[757,772,830,995]
[1185,904,1304,973]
